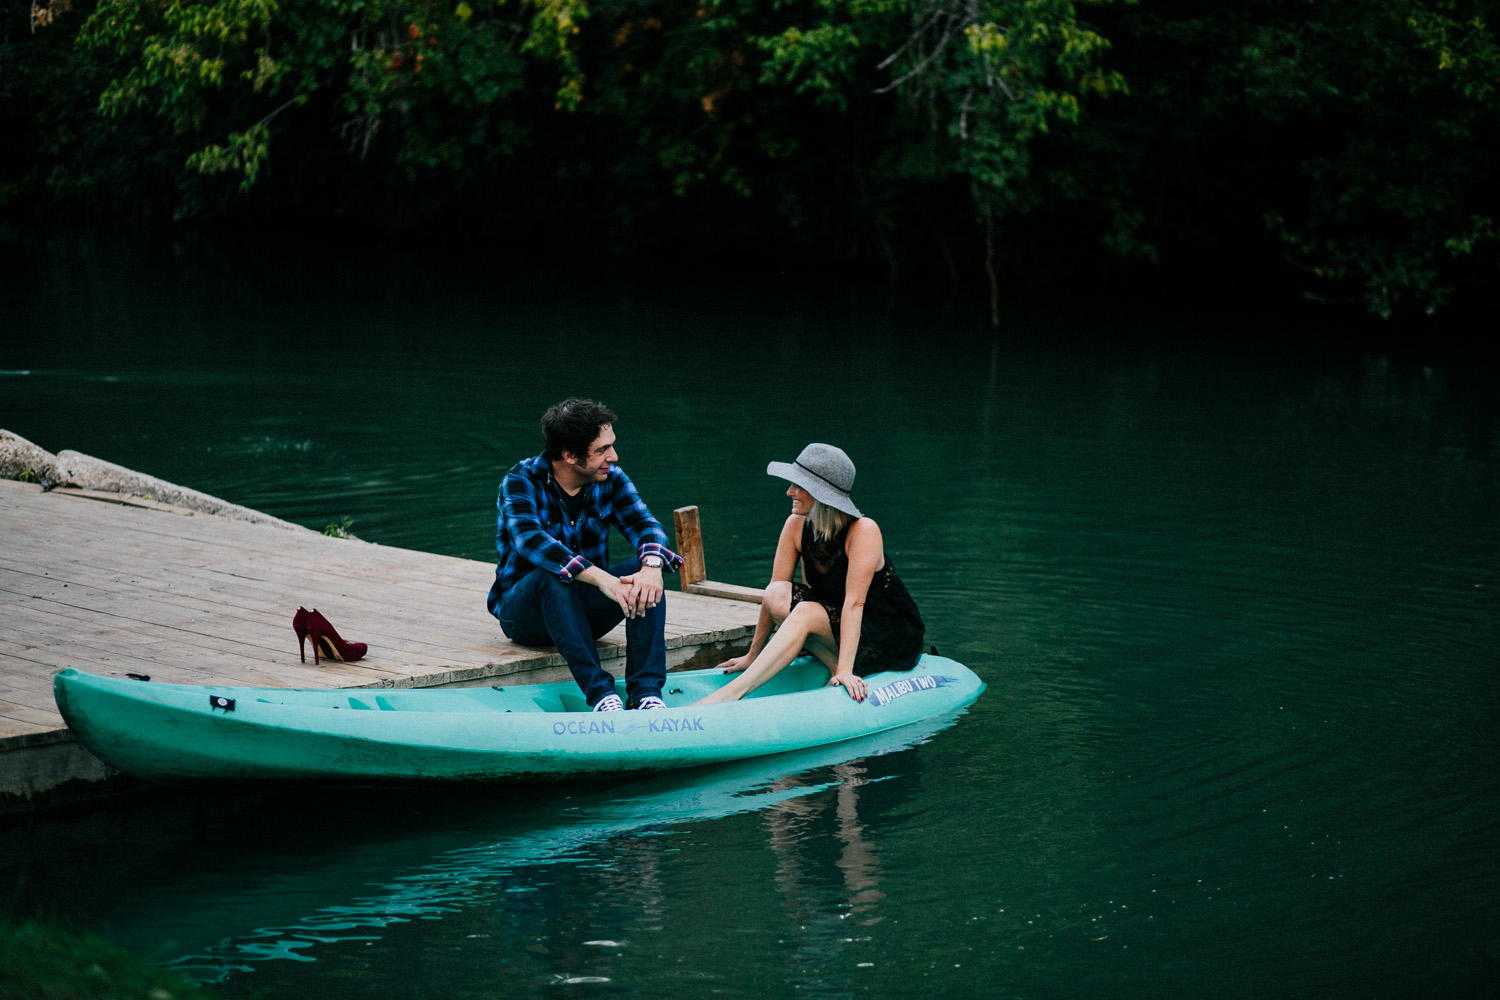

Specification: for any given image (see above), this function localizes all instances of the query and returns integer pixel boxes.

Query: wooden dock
[0,477,760,813]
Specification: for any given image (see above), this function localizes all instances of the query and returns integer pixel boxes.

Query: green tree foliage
[3,0,1497,316]
[73,0,587,198]
[1240,0,1499,315]
[564,0,1126,298]
[1052,0,1499,316]
[1,0,127,211]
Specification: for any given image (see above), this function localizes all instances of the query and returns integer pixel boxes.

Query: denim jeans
[492,558,666,708]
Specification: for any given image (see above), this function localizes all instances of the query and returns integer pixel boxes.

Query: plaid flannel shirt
[488,454,681,607]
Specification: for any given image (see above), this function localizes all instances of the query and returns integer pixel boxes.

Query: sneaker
[634,695,666,711]
[593,693,623,712]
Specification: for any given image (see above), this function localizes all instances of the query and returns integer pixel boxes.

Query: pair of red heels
[292,607,368,664]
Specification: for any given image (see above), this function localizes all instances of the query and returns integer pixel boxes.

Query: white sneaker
[593,693,623,712]
[634,695,666,710]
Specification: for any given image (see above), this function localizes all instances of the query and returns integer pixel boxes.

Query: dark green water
[2,232,1498,998]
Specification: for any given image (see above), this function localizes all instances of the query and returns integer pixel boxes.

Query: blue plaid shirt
[487,454,681,614]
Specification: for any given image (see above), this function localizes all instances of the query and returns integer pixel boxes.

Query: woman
[697,443,924,704]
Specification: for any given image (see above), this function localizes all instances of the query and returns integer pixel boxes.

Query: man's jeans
[493,558,666,708]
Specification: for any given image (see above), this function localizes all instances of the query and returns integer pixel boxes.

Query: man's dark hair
[541,399,617,460]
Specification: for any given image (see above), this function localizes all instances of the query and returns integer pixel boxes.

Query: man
[486,399,681,712]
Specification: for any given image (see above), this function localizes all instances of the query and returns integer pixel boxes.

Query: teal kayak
[52,654,984,783]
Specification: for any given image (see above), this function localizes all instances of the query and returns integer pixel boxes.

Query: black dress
[790,518,925,677]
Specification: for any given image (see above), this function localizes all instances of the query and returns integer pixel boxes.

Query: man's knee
[536,572,594,612]
[537,571,572,594]
[529,573,590,630]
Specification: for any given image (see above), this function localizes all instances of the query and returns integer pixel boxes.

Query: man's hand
[594,571,637,618]
[580,564,662,618]
[618,564,664,618]
[579,566,637,618]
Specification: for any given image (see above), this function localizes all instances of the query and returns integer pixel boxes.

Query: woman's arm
[829,518,885,701]
[719,515,804,671]
[769,514,804,584]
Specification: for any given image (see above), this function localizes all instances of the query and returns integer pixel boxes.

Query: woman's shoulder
[845,515,883,548]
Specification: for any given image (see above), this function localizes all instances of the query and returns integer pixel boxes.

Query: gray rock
[53,449,310,531]
[0,429,74,487]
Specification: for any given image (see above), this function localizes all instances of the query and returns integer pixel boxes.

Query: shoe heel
[293,607,310,663]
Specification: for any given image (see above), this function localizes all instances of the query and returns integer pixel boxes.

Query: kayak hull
[52,655,984,783]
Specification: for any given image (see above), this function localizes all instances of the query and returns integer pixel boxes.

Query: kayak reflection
[166,708,973,984]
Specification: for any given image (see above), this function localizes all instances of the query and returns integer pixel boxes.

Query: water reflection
[766,761,885,999]
[139,715,965,987]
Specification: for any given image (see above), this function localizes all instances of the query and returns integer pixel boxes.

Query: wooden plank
[0,580,502,672]
[0,699,57,731]
[13,491,479,579]
[686,580,765,603]
[0,524,484,595]
[2,585,737,691]
[0,678,69,716]
[0,608,375,690]
[0,548,738,650]
[1,602,405,687]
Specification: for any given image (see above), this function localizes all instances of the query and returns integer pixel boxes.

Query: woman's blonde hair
[808,499,853,542]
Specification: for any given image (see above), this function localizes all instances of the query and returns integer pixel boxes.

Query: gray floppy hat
[767,443,862,518]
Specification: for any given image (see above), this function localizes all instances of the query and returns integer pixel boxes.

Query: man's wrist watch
[641,555,663,569]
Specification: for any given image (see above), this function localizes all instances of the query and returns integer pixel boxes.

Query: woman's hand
[828,671,866,702]
[717,654,753,673]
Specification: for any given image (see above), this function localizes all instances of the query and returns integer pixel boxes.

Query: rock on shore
[1,428,310,532]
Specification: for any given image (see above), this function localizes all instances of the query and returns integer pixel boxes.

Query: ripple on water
[4,261,1497,999]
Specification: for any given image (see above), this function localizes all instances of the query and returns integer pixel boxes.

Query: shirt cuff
[637,543,682,573]
[560,554,593,581]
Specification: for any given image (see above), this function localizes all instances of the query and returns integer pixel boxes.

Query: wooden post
[674,505,706,588]
[672,505,763,603]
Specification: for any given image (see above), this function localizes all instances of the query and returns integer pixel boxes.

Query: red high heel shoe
[293,607,311,662]
[306,609,367,664]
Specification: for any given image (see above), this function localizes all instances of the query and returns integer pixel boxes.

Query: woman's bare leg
[762,580,793,623]
[803,632,839,673]
[767,584,839,674]
[697,601,834,704]
[721,581,794,674]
